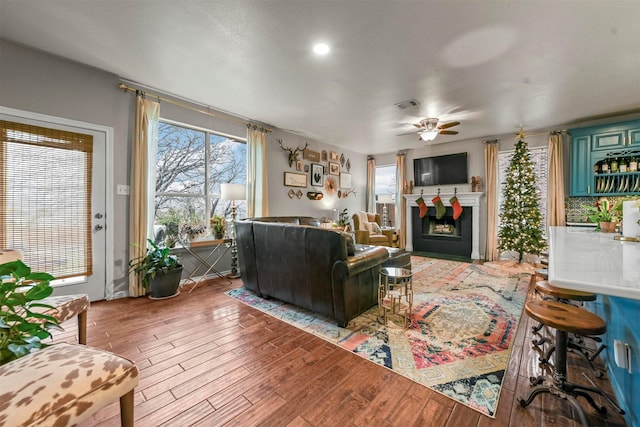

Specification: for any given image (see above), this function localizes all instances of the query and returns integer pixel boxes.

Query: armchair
[352,212,394,246]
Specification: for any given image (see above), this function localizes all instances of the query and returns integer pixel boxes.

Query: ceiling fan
[398,118,460,141]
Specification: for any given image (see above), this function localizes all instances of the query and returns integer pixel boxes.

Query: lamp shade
[220,183,246,201]
[377,194,394,204]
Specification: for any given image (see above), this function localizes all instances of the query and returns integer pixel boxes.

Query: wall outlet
[117,184,130,196]
[614,339,632,373]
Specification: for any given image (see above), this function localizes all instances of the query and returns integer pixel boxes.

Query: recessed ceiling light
[313,43,330,55]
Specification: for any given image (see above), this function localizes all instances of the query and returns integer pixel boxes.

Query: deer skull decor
[277,138,309,168]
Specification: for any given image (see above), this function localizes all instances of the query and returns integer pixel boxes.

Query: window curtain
[484,141,499,261]
[366,156,376,212]
[548,132,566,226]
[396,151,406,249]
[247,125,268,218]
[128,94,160,297]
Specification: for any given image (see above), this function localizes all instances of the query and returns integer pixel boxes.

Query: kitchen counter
[548,226,640,300]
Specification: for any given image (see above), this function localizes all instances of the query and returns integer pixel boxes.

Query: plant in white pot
[129,239,183,299]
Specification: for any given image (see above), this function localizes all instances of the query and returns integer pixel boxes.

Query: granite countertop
[548,226,640,300]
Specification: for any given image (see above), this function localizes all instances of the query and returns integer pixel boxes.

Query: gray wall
[0,40,368,297]
[2,40,637,296]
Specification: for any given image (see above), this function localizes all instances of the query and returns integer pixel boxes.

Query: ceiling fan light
[420,130,438,141]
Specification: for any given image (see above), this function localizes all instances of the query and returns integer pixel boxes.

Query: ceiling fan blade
[412,123,422,128]
[438,121,460,130]
[439,130,459,135]
[396,130,418,136]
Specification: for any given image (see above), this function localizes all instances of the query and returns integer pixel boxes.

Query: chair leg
[120,389,135,427]
[78,309,88,345]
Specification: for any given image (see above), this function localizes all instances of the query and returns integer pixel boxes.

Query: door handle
[94,224,104,231]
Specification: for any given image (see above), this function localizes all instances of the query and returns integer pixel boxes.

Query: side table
[180,237,232,293]
[378,267,413,328]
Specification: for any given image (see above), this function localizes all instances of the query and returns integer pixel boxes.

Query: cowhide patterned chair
[0,343,139,426]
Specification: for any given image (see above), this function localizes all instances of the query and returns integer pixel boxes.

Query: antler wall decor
[277,138,309,168]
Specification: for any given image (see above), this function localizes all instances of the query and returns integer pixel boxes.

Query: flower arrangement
[180,223,205,240]
[209,215,225,238]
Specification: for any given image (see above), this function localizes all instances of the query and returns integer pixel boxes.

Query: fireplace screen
[425,213,461,238]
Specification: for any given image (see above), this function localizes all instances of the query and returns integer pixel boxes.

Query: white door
[1,108,109,301]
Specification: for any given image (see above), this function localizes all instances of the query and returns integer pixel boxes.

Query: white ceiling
[1,1,639,154]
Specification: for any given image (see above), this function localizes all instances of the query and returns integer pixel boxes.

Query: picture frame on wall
[340,172,352,189]
[329,162,340,175]
[330,151,339,161]
[321,150,328,162]
[311,163,324,187]
[284,172,307,187]
[296,160,303,171]
[303,148,321,162]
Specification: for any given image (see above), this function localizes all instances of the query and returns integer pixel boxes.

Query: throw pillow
[336,230,355,255]
[370,222,382,234]
[345,233,355,255]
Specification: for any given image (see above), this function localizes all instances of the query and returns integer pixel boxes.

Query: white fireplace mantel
[404,192,484,259]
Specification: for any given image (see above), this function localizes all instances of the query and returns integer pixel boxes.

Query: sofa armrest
[354,229,370,244]
[381,228,394,241]
[333,246,388,278]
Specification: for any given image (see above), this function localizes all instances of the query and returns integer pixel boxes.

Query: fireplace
[404,193,484,259]
[412,207,472,257]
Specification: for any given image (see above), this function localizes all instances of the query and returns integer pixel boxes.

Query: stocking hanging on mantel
[450,195,463,220]
[416,196,428,218]
[432,195,446,219]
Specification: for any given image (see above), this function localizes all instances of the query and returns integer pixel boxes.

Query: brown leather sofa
[235,216,389,327]
[352,212,394,246]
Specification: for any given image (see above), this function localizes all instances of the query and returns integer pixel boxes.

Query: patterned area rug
[226,257,530,417]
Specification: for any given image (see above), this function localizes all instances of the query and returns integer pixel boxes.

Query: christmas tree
[498,133,546,262]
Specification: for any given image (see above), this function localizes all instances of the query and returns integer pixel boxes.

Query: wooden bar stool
[532,280,605,377]
[519,300,624,426]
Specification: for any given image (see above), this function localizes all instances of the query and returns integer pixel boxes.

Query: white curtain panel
[247,126,268,218]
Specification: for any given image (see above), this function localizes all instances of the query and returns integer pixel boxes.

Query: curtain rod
[482,128,566,144]
[117,83,272,133]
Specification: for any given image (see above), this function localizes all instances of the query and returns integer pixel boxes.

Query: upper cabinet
[570,119,640,197]
[590,121,640,151]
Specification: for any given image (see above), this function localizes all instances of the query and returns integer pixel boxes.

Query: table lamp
[377,194,394,227]
[220,183,246,278]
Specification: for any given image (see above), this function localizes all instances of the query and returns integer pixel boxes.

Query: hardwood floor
[49,274,626,426]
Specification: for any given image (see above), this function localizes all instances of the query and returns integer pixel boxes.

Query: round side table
[378,267,413,328]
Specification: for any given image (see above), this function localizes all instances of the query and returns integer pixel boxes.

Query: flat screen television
[413,152,468,186]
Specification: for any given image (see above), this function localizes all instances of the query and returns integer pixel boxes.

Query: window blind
[0,120,93,279]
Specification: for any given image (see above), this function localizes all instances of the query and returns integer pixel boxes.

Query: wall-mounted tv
[413,152,468,186]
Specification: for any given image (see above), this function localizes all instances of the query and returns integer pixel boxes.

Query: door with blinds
[1,114,107,301]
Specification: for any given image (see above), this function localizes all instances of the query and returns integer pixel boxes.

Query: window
[153,120,246,242]
[375,165,397,227]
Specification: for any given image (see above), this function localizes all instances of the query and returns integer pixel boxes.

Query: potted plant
[337,208,350,229]
[0,260,60,365]
[180,223,205,242]
[210,215,226,239]
[584,199,618,232]
[129,239,183,299]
